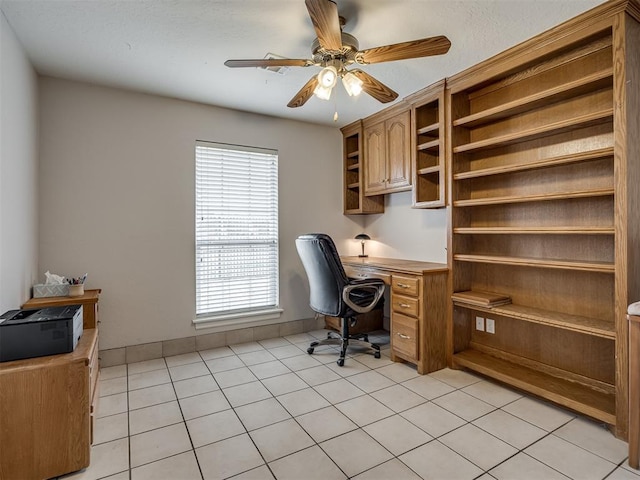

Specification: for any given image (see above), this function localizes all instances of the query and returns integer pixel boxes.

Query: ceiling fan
[224,0,451,108]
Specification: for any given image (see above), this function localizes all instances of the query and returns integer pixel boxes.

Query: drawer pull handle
[397,333,411,339]
[399,303,410,308]
[397,283,410,288]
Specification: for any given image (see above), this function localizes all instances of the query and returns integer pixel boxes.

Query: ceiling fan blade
[225,59,310,68]
[359,35,451,64]
[305,0,342,51]
[352,70,398,103]
[287,75,319,108]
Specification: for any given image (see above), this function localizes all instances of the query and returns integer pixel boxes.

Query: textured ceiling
[1,0,606,127]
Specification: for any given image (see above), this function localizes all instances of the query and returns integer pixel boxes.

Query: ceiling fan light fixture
[313,83,333,100]
[317,66,338,88]
[342,71,363,96]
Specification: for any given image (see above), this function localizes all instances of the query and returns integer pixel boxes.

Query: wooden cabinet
[406,79,446,208]
[342,120,384,214]
[390,270,448,374]
[363,104,412,196]
[0,290,101,479]
[343,257,448,374]
[446,0,640,438]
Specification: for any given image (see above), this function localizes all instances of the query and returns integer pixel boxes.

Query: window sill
[193,308,284,332]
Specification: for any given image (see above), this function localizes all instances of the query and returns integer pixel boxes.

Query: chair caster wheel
[374,351,381,359]
[307,347,314,354]
[337,358,345,367]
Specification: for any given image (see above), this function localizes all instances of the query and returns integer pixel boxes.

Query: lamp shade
[355,233,370,257]
[317,66,338,88]
[342,71,363,97]
[313,84,333,100]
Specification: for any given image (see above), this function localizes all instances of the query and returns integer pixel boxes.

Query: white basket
[33,284,70,298]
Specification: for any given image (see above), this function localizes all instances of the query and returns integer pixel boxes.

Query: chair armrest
[342,280,385,314]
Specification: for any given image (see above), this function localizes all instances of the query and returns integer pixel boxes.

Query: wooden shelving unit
[453,349,616,424]
[407,80,446,208]
[341,120,384,215]
[446,1,640,439]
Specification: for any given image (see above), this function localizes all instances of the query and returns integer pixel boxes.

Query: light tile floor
[62,329,637,480]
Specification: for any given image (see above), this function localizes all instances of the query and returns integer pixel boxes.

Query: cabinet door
[392,312,419,361]
[364,121,387,195]
[385,110,412,191]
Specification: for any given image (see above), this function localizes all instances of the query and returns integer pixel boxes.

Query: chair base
[307,318,381,366]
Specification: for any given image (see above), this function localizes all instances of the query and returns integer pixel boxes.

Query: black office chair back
[295,233,349,318]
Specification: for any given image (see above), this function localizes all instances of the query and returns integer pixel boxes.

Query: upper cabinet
[407,80,447,208]
[363,103,412,196]
[341,120,384,215]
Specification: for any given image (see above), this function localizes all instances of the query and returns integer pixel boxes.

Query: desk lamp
[355,233,371,257]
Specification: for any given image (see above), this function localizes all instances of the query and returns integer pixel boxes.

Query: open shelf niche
[406,79,446,208]
[341,120,384,215]
[446,0,640,439]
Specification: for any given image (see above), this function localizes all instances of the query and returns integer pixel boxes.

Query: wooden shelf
[411,80,446,209]
[342,120,384,215]
[453,298,615,338]
[417,139,440,151]
[416,122,439,135]
[453,226,614,235]
[453,253,615,273]
[453,349,616,424]
[444,7,637,438]
[453,188,614,207]
[453,109,613,154]
[417,166,441,176]
[453,147,614,180]
[454,69,613,128]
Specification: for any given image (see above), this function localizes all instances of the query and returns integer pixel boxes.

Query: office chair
[295,233,385,366]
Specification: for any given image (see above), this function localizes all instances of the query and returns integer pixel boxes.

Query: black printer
[0,304,83,362]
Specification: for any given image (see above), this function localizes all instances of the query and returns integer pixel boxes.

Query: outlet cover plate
[475,316,485,331]
[486,318,495,334]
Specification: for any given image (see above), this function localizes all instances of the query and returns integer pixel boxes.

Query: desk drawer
[344,266,391,285]
[392,275,420,296]
[392,294,419,318]
[392,313,419,361]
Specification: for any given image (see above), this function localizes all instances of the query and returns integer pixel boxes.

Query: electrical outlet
[486,318,495,334]
[475,316,485,331]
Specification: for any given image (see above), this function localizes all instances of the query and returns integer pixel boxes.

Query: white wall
[361,191,448,264]
[0,12,39,313]
[38,77,363,349]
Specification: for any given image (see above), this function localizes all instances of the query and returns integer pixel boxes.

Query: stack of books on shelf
[452,290,512,308]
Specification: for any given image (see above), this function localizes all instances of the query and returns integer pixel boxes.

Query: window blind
[195,141,279,317]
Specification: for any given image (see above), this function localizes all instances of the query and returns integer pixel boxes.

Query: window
[195,141,279,322]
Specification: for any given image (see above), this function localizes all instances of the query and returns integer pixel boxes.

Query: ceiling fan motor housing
[311,31,359,67]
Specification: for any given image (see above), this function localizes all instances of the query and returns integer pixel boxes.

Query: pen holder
[68,284,84,297]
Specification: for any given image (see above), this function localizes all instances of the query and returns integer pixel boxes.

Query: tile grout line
[92,332,631,480]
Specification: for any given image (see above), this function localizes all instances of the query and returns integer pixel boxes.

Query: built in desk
[341,256,448,374]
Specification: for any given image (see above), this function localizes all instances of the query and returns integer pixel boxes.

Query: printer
[0,304,83,362]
